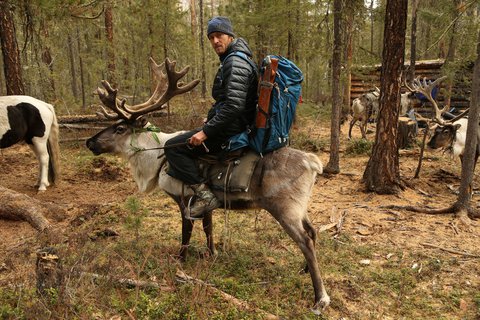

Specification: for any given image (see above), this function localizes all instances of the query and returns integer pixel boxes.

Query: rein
[132,141,189,153]
[129,124,188,153]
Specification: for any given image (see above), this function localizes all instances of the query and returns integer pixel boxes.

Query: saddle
[198,148,260,193]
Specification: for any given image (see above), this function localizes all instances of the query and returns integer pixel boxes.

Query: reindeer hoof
[311,295,331,315]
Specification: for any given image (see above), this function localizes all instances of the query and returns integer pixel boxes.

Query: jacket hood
[220,38,253,61]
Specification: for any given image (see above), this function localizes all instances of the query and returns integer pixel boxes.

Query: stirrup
[185,196,204,221]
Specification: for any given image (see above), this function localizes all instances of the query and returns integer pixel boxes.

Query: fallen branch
[84,272,174,291]
[0,186,59,231]
[318,207,347,234]
[175,270,279,320]
[59,123,106,130]
[380,204,456,215]
[420,242,480,258]
[60,137,90,143]
[57,110,168,124]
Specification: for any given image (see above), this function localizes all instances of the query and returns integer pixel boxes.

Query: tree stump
[36,247,62,297]
[397,116,417,149]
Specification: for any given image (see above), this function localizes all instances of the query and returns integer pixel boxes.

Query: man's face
[208,32,233,56]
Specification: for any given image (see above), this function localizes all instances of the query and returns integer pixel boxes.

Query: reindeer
[0,95,60,191]
[348,87,418,139]
[404,76,479,166]
[86,58,330,312]
[348,88,380,139]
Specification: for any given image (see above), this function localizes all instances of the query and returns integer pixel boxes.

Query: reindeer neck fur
[125,128,183,193]
[451,118,468,157]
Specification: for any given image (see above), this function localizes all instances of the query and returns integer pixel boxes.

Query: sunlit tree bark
[363,0,407,194]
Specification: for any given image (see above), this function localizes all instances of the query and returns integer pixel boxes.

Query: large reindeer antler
[96,57,200,121]
[404,75,448,124]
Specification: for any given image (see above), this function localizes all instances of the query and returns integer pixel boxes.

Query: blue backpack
[224,53,304,156]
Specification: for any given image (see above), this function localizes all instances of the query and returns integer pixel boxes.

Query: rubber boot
[188,183,220,220]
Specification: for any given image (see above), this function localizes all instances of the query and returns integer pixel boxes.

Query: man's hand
[189,130,208,146]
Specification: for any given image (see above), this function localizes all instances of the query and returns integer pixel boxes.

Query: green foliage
[2,0,477,112]
[345,138,373,155]
[0,288,25,319]
[474,293,480,315]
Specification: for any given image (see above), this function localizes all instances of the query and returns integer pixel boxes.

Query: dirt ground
[0,121,479,318]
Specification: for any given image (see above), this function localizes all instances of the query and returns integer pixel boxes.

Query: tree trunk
[104,1,116,85]
[147,4,156,95]
[39,19,56,101]
[199,0,207,99]
[342,2,354,124]
[255,0,268,65]
[369,0,374,53]
[0,186,57,231]
[190,0,197,37]
[67,33,79,101]
[407,0,418,83]
[363,0,407,194]
[443,0,461,109]
[76,27,86,110]
[324,0,342,174]
[454,29,480,217]
[0,0,25,95]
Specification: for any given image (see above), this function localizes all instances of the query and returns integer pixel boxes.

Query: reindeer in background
[405,76,478,166]
[348,86,419,140]
[86,58,331,312]
[348,87,380,139]
[0,96,60,191]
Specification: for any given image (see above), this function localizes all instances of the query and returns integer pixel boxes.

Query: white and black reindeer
[348,87,418,139]
[86,58,331,313]
[0,95,60,191]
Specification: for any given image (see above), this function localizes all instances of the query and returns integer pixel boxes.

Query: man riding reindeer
[164,16,258,220]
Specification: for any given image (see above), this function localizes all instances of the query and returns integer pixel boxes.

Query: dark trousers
[164,129,226,185]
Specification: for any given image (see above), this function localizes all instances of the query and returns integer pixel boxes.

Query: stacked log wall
[351,59,472,117]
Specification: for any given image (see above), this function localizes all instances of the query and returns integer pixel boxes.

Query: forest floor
[0,109,479,320]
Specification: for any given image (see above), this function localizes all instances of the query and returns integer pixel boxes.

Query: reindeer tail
[47,105,60,184]
[306,153,323,175]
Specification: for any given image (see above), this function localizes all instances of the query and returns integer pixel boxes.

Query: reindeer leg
[348,119,356,139]
[360,121,367,139]
[179,211,194,261]
[269,210,330,312]
[29,138,50,191]
[202,211,216,257]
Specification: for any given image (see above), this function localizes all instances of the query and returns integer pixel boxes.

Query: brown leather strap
[256,57,279,128]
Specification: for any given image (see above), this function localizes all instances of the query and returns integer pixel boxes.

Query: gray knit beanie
[207,16,235,38]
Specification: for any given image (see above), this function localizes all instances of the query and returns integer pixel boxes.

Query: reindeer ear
[454,123,462,131]
[136,116,149,128]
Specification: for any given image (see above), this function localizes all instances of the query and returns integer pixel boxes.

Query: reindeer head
[86,58,199,155]
[427,122,463,150]
[404,76,471,153]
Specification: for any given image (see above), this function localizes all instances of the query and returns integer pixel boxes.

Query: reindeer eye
[115,125,127,134]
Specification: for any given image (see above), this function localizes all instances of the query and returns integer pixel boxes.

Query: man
[164,16,258,220]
